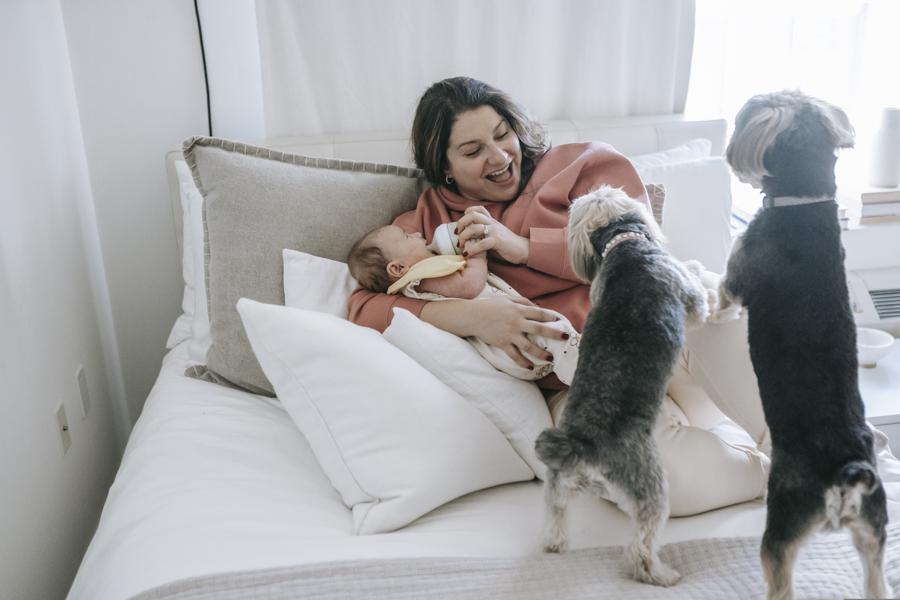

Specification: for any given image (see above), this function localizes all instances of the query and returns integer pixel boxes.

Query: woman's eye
[465,147,481,157]
[496,130,509,139]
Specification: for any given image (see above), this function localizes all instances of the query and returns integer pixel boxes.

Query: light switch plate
[55,402,71,454]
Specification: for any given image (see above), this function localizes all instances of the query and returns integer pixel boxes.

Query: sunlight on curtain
[687,0,900,198]
[255,0,695,138]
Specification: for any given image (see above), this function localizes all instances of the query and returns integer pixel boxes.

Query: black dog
[717,91,891,600]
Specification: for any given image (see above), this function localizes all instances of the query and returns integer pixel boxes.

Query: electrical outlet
[55,402,72,454]
[75,364,90,418]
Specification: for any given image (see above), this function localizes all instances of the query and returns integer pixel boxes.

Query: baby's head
[347,225,434,292]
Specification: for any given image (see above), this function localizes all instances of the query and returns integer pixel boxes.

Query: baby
[348,223,580,384]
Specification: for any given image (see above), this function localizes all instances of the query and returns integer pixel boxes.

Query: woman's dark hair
[411,77,550,191]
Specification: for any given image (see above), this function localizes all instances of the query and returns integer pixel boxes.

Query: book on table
[860,187,900,204]
[861,201,900,218]
[859,214,900,225]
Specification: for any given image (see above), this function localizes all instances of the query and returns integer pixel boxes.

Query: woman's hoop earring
[445,174,454,185]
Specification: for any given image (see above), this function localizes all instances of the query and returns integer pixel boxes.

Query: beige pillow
[645,182,666,227]
[183,137,423,395]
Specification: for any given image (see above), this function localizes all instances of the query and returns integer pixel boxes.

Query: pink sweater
[348,142,646,336]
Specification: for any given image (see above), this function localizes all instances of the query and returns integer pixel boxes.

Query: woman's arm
[455,143,648,283]
[347,287,427,332]
[455,210,583,283]
[417,255,488,299]
[419,296,562,369]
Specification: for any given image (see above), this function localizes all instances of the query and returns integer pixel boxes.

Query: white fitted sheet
[69,342,900,600]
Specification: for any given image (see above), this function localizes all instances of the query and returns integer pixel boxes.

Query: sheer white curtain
[255,0,696,137]
[686,0,900,181]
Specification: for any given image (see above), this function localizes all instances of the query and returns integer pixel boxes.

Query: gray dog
[717,90,891,600]
[535,185,712,586]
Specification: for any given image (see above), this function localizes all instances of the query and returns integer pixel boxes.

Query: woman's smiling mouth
[486,163,513,183]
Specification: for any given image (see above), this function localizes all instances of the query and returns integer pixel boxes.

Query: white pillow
[236,299,533,534]
[638,156,733,273]
[629,138,712,171]
[282,249,357,317]
[165,160,198,349]
[166,159,211,364]
[383,308,552,479]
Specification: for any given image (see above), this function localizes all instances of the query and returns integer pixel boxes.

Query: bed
[68,116,900,599]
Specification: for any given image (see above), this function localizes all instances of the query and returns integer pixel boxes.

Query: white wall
[61,0,208,428]
[0,1,208,596]
[0,2,121,598]
[198,0,266,140]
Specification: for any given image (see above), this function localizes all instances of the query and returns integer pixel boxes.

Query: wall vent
[871,288,900,320]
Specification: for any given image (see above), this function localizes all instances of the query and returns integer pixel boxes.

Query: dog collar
[762,195,834,209]
[601,231,648,260]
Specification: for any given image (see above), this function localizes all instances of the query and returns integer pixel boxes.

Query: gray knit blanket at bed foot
[135,524,900,600]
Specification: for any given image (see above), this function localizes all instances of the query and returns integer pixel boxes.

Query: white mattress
[69,342,900,600]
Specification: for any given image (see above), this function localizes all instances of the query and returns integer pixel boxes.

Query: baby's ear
[387,260,407,279]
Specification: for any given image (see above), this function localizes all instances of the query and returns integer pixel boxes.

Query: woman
[349,77,771,516]
[348,76,647,393]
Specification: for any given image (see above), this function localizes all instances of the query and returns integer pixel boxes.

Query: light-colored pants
[547,339,771,517]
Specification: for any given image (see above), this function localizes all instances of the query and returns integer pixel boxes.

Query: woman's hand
[419,296,566,369]
[456,206,529,264]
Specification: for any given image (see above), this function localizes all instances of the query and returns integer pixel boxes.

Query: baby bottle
[427,221,463,255]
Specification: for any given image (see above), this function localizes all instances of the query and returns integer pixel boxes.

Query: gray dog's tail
[825,461,880,527]
[535,428,586,471]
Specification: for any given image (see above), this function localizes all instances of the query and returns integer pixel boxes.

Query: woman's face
[445,105,522,202]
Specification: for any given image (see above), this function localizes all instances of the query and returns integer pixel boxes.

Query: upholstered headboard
[166,115,727,256]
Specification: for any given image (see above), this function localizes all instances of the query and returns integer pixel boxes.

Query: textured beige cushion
[182,137,423,395]
[645,182,666,226]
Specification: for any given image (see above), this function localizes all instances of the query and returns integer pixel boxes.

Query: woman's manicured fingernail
[527,365,534,370]
[462,251,468,257]
[453,226,458,235]
[562,333,569,340]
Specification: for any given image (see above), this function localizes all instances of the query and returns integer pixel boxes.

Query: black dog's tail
[826,461,881,527]
[836,461,880,494]
[535,428,586,471]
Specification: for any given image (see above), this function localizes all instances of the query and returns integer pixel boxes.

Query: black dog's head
[726,90,855,198]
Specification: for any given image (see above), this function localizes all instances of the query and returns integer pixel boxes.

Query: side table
[861,340,900,452]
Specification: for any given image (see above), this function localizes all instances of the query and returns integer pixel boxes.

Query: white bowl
[857,327,895,368]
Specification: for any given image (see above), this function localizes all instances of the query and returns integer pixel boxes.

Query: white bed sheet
[69,342,900,600]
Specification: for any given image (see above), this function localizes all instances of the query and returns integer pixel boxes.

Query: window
[686,0,900,224]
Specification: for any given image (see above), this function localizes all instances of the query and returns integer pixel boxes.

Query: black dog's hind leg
[760,490,821,600]
[849,488,892,599]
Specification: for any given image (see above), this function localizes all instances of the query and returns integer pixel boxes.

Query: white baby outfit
[387,253,580,384]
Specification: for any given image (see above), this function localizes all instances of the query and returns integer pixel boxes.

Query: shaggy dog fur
[717,90,891,600]
[535,185,712,586]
